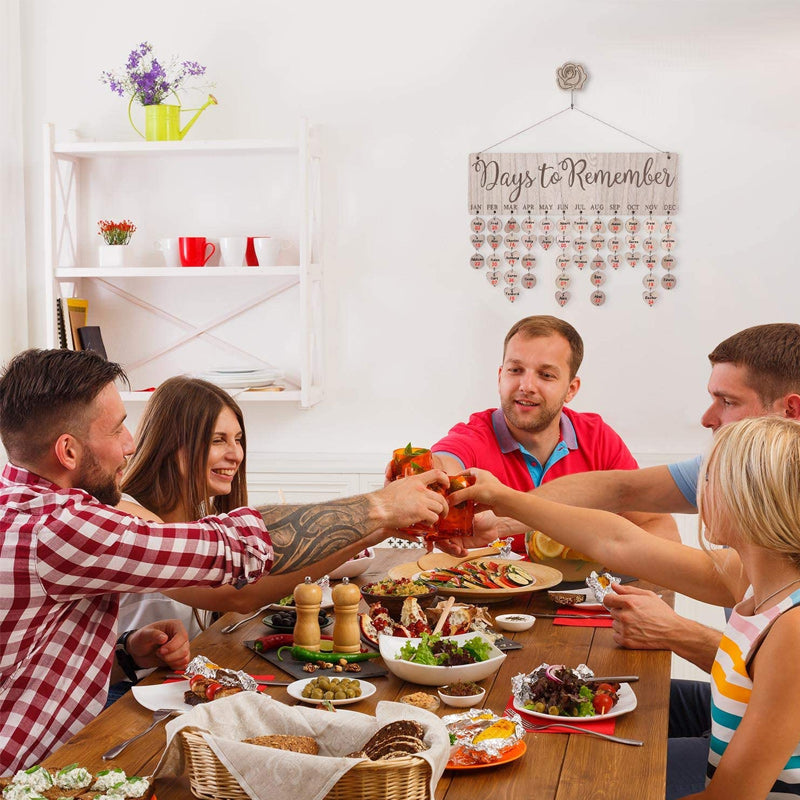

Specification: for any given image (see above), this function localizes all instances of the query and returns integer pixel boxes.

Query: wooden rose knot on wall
[468,63,679,307]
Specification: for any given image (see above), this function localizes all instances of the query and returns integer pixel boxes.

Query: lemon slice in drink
[531,530,565,559]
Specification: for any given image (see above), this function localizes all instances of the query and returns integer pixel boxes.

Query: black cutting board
[244,640,389,680]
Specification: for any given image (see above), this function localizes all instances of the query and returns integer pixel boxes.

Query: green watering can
[129,94,218,141]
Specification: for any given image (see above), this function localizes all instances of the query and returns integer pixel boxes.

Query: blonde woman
[451,416,800,800]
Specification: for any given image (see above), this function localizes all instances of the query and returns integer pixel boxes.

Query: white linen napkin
[154,693,450,800]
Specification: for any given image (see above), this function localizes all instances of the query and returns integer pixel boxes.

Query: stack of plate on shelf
[195,366,283,391]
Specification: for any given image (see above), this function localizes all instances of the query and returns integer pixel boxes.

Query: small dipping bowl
[437,684,486,708]
[494,613,536,632]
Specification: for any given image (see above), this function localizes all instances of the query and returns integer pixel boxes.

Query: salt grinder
[332,577,362,653]
[293,577,322,651]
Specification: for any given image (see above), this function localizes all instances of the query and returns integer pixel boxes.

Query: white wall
[18,0,800,466]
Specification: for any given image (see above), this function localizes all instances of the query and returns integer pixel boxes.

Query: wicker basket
[181,729,432,800]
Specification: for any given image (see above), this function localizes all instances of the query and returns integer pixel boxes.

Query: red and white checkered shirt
[0,463,273,775]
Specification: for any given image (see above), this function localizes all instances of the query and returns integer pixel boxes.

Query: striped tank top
[709,586,800,797]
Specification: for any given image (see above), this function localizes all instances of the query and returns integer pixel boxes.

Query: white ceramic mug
[219,236,247,267]
[155,238,180,268]
[253,236,291,267]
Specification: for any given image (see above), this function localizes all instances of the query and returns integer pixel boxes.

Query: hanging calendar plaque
[467,152,679,307]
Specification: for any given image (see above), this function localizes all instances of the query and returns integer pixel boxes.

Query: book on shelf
[76,326,107,359]
[66,298,88,350]
[56,298,69,348]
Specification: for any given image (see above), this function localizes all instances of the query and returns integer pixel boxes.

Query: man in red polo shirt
[432,316,677,552]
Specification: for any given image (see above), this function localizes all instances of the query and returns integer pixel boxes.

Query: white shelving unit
[42,121,324,407]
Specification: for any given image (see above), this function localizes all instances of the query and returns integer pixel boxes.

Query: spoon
[432,596,456,636]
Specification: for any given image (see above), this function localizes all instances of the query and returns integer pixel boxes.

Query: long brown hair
[122,377,248,519]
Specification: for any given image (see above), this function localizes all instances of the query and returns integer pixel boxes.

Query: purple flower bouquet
[101,42,211,106]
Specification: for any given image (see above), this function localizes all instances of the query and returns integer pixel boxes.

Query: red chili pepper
[253,634,294,652]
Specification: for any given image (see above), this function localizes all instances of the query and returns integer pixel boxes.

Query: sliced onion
[545,664,565,683]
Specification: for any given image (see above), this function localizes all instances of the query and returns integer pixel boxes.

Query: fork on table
[504,711,643,746]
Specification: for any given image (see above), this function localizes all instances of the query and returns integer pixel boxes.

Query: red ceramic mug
[179,237,216,267]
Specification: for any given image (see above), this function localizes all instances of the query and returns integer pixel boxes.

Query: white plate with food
[287,677,375,706]
[268,585,334,611]
[512,681,637,722]
[131,681,193,713]
[547,587,605,610]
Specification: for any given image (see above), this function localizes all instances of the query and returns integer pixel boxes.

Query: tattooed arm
[165,470,449,612]
[263,471,449,573]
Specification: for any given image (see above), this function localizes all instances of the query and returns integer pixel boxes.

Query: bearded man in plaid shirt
[0,349,450,775]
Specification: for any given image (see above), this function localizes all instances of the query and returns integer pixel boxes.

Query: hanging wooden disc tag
[590,290,606,306]
[642,236,657,253]
[471,217,486,233]
[643,254,657,270]
[487,234,503,250]
[608,216,623,233]
[504,268,520,285]
[573,254,588,270]
[521,253,537,270]
[555,272,571,289]
[662,218,676,234]
[607,236,622,253]
[573,215,589,233]
[626,235,640,252]
[625,252,641,268]
[591,217,605,233]
[504,286,521,302]
[557,216,570,233]
[643,291,658,307]
[470,253,485,270]
[505,217,519,233]
[521,234,537,250]
[521,271,537,289]
[556,233,571,252]
[591,254,606,270]
[590,234,605,251]
[555,290,570,307]
[539,234,554,251]
[607,254,622,270]
[642,273,657,290]
[504,250,521,268]
[555,253,571,271]
[661,235,676,251]
[470,234,485,250]
[486,269,501,286]
[521,216,537,232]
[661,254,676,270]
[644,216,657,233]
[661,273,677,290]
[488,253,502,270]
[504,233,520,250]
[590,270,606,287]
[487,216,502,233]
[625,216,640,233]
[573,236,588,253]
[540,217,554,233]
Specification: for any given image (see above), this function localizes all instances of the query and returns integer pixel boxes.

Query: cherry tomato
[205,681,223,701]
[595,683,617,695]
[189,674,206,691]
[593,693,614,715]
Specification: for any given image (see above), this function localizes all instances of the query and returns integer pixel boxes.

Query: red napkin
[553,607,613,628]
[504,695,616,734]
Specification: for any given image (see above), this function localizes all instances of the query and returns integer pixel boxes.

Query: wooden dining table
[41,547,672,799]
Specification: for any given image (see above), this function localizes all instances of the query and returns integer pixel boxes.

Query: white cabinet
[42,121,324,407]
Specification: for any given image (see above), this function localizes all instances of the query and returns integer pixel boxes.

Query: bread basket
[181,729,432,800]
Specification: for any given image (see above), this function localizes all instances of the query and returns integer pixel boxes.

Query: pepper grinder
[331,578,362,653]
[293,577,322,651]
